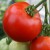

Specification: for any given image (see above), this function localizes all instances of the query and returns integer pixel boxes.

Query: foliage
[0,0,12,40]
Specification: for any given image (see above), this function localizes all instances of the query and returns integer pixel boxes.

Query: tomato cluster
[3,2,50,50]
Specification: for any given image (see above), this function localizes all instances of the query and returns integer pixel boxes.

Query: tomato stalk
[26,0,46,16]
[44,1,48,24]
[6,37,12,45]
[41,0,50,36]
[6,37,12,50]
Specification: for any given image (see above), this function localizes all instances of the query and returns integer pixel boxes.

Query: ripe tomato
[30,36,50,50]
[3,2,42,42]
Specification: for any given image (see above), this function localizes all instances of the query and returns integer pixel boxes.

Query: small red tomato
[3,2,42,42]
[30,36,50,50]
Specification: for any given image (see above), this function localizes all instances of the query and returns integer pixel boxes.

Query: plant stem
[42,0,49,36]
[44,1,49,35]
[34,0,46,10]
[44,1,48,24]
[6,37,12,45]
[26,0,46,16]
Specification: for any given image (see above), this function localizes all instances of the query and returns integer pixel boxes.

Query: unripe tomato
[0,37,29,50]
[3,2,42,42]
[9,41,29,50]
[30,36,50,50]
[0,37,9,50]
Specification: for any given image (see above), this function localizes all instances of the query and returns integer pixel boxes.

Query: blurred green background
[0,0,12,40]
[0,0,26,40]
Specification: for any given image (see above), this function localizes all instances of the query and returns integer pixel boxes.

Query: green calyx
[41,24,50,36]
[26,5,35,16]
[26,0,46,16]
[6,37,12,45]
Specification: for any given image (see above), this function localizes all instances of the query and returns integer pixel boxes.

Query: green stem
[41,0,49,36]
[6,37,12,45]
[38,0,50,36]
[44,1,49,36]
[34,0,46,10]
[26,0,46,16]
[44,1,48,24]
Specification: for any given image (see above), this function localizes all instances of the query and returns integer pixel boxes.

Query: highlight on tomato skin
[30,36,50,50]
[3,2,42,42]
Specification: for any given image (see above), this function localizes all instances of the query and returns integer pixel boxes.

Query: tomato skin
[30,36,50,50]
[3,2,42,42]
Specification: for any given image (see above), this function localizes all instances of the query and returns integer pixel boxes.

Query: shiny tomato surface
[30,36,50,50]
[3,2,42,42]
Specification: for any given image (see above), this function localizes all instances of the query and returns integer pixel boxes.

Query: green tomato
[9,41,29,50]
[0,37,9,50]
[15,0,25,2]
[0,38,30,50]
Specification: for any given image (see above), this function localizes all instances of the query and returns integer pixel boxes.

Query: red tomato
[3,2,42,42]
[30,36,50,50]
